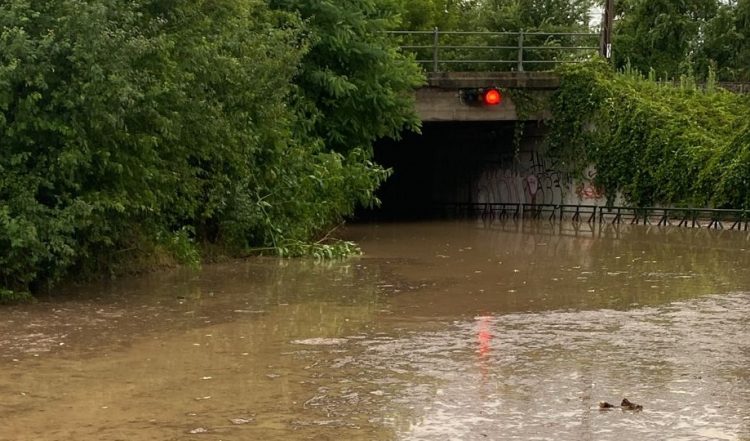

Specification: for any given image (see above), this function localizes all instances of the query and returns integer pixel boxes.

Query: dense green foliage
[396,0,594,31]
[548,61,750,208]
[696,0,750,81]
[393,0,598,72]
[394,0,750,81]
[396,0,473,30]
[4,0,746,304]
[478,0,593,32]
[0,0,422,301]
[269,0,423,153]
[614,0,750,81]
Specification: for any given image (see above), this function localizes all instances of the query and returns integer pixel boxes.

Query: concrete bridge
[389,29,600,122]
[397,29,749,122]
[373,28,749,219]
[416,71,559,122]
[414,71,750,122]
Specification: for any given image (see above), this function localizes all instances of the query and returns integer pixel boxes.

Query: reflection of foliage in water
[478,220,750,308]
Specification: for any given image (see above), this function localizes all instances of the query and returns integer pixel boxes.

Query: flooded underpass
[1,220,749,441]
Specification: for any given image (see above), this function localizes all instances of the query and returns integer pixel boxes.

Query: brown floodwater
[1,220,749,441]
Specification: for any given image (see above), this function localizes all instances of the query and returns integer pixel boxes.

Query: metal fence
[439,203,750,230]
[388,29,601,73]
[719,82,750,94]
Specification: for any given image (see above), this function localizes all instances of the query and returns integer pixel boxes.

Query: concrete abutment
[368,121,605,220]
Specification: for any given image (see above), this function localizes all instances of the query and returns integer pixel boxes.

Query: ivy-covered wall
[547,61,750,208]
[461,89,608,208]
[473,148,609,207]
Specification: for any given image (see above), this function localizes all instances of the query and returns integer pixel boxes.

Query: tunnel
[360,121,549,220]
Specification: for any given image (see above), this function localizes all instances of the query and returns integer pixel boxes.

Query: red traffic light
[483,88,502,106]
[460,87,504,106]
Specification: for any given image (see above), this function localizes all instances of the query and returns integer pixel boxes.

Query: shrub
[1,0,416,301]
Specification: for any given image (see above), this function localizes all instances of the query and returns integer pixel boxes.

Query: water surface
[1,221,749,440]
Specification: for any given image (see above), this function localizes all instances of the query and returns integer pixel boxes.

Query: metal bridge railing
[388,29,601,73]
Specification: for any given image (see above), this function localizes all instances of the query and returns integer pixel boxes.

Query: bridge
[367,29,606,218]
[392,29,749,122]
[369,29,750,220]
[389,29,601,122]
[416,71,559,121]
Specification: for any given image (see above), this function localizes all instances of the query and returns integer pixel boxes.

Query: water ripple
[304,292,750,441]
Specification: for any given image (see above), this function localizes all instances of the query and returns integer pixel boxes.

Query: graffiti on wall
[574,167,605,201]
[474,152,607,206]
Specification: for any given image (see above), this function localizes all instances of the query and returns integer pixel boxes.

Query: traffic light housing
[461,87,503,106]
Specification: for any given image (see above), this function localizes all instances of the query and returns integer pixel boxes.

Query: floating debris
[291,338,348,346]
[188,427,208,434]
[599,398,643,411]
[229,417,254,425]
[621,398,643,411]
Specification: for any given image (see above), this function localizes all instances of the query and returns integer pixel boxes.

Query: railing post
[517,30,524,72]
[432,27,439,73]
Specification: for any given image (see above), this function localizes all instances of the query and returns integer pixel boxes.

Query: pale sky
[589,5,604,28]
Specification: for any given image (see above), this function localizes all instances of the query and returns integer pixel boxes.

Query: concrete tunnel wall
[364,121,607,219]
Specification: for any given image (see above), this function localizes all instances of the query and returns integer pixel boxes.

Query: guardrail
[438,203,750,230]
[388,29,601,73]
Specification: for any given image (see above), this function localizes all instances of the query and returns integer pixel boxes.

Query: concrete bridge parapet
[416,71,557,122]
[425,71,560,89]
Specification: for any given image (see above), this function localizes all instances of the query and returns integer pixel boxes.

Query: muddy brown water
[1,220,749,441]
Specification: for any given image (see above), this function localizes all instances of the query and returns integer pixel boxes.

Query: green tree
[0,0,307,297]
[1,0,417,301]
[479,0,595,31]
[700,0,750,81]
[737,0,750,80]
[269,0,424,154]
[395,0,477,30]
[391,0,596,32]
[613,0,728,79]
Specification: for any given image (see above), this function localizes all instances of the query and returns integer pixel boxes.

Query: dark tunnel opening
[357,121,548,221]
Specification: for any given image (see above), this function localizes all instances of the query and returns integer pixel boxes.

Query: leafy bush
[711,124,750,208]
[270,0,424,154]
[0,0,420,301]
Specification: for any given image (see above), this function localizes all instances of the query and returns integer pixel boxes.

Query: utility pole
[600,0,614,60]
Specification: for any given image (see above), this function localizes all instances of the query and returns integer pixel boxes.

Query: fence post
[432,27,440,73]
[517,30,524,72]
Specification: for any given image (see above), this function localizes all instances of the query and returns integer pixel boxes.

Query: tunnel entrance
[361,121,547,220]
